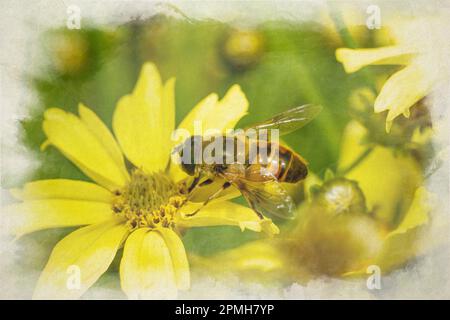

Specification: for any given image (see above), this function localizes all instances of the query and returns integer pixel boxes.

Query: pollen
[112,169,186,230]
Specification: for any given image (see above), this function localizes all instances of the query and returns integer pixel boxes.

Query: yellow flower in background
[7,62,278,299]
[49,32,88,76]
[336,16,449,131]
[192,181,430,283]
[223,30,265,70]
[299,121,428,275]
[338,121,423,226]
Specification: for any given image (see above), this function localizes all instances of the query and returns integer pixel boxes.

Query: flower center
[112,169,186,230]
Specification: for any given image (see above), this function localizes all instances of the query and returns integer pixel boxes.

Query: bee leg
[187,175,201,193]
[180,175,202,204]
[186,176,216,198]
[248,202,264,220]
[175,176,201,214]
[255,211,264,220]
[185,182,231,217]
[179,176,215,212]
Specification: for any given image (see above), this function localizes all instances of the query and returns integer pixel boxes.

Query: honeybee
[175,104,322,219]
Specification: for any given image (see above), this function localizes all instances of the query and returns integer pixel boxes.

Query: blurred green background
[13,15,393,295]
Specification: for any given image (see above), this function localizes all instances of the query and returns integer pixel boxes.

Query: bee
[175,104,322,219]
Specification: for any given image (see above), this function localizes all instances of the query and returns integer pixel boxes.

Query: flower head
[7,62,278,299]
[336,16,450,131]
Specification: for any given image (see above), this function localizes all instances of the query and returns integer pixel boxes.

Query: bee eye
[177,135,203,176]
[181,162,196,176]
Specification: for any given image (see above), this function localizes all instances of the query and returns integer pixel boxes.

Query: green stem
[327,1,378,93]
[327,2,358,49]
[338,147,374,175]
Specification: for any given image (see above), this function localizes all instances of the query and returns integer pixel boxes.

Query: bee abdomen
[282,153,308,183]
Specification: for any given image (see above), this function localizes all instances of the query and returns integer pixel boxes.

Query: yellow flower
[7,62,278,299]
[336,16,449,131]
[193,181,430,282]
[338,121,423,226]
[49,32,88,76]
[223,30,265,70]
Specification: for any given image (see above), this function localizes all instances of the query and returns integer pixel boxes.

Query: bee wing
[244,104,322,136]
[238,178,296,220]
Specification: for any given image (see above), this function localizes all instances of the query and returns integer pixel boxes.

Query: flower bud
[222,30,265,70]
[291,211,383,276]
[349,87,432,151]
[48,32,89,76]
[315,177,368,216]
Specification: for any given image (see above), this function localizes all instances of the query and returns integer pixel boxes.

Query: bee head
[174,135,202,176]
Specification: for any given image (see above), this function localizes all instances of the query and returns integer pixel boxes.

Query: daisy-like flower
[336,16,449,131]
[7,62,278,299]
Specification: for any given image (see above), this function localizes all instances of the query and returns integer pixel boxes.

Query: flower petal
[113,63,175,173]
[42,107,129,191]
[374,63,433,121]
[344,189,431,276]
[78,104,129,180]
[120,228,177,299]
[168,161,189,183]
[7,199,114,237]
[387,187,430,238]
[177,84,249,136]
[33,218,128,299]
[177,201,279,236]
[338,121,422,226]
[190,240,287,284]
[10,179,112,203]
[374,188,431,272]
[189,179,241,203]
[336,46,415,73]
[156,228,190,290]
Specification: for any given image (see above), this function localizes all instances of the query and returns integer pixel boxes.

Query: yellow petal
[336,46,415,73]
[78,104,129,180]
[10,179,112,203]
[113,63,175,173]
[374,64,433,121]
[177,84,248,136]
[190,240,287,284]
[172,176,240,203]
[176,93,218,136]
[42,107,129,191]
[33,218,128,299]
[168,161,189,183]
[7,199,114,237]
[177,201,279,236]
[375,188,430,272]
[120,229,177,299]
[156,228,190,290]
[338,121,422,226]
[387,187,430,238]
